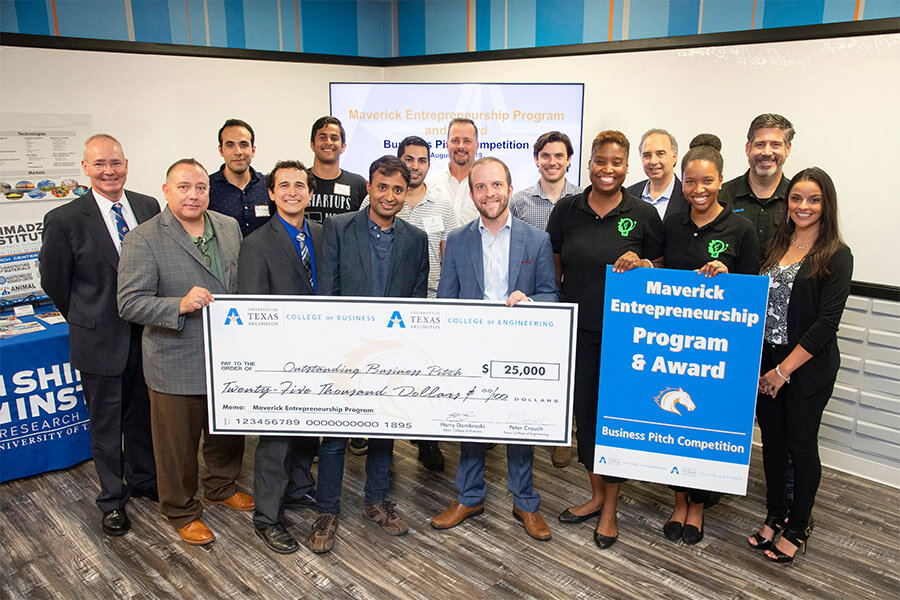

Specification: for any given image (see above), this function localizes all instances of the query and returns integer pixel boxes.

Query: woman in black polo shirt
[659,134,759,545]
[748,167,852,564]
[547,130,664,549]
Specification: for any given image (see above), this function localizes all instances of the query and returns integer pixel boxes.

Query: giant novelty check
[203,296,577,445]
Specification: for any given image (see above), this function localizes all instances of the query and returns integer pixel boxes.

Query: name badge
[422,215,443,233]
[255,204,270,218]
[333,183,351,196]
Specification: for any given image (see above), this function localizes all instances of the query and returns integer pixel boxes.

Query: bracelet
[644,258,654,268]
[775,364,791,384]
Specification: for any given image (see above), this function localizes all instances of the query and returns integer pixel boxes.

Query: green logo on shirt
[708,239,729,258]
[617,218,636,237]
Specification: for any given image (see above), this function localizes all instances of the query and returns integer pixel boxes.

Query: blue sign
[594,266,768,494]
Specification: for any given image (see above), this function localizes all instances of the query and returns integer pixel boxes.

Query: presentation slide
[330,83,585,190]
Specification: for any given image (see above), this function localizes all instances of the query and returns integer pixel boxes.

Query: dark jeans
[756,344,833,531]
[316,437,394,514]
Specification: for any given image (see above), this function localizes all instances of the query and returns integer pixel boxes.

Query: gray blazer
[319,209,429,298]
[117,207,242,395]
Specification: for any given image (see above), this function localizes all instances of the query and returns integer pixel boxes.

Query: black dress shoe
[682,523,704,545]
[102,508,131,536]
[283,490,317,510]
[417,442,445,472]
[131,487,159,502]
[558,508,601,524]
[593,529,617,549]
[255,523,300,554]
[663,520,684,541]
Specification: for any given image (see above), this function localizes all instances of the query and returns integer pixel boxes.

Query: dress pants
[80,327,156,512]
[148,390,245,529]
[316,437,394,514]
[456,442,540,512]
[756,343,833,531]
[252,435,318,528]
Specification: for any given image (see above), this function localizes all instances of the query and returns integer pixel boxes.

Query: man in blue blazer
[238,160,322,555]
[431,157,559,541]
[40,134,159,537]
[310,155,429,554]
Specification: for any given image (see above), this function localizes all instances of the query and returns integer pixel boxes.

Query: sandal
[748,514,786,551]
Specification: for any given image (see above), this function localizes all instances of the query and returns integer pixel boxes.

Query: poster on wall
[330,83,585,191]
[0,113,93,304]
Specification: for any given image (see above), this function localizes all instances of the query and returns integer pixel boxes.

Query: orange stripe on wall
[295,0,300,51]
[751,0,757,29]
[185,0,192,44]
[51,0,59,36]
[608,0,614,41]
[854,0,861,20]
[466,0,471,51]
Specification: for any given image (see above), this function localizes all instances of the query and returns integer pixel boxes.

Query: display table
[0,306,91,482]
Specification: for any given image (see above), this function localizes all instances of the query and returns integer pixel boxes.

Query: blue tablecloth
[0,307,91,482]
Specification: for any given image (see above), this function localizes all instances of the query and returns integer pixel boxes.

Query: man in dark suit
[39,134,159,536]
[237,160,322,554]
[626,128,685,220]
[431,157,559,541]
[118,158,253,546]
[309,155,429,554]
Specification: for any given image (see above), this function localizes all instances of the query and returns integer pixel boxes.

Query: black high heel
[748,515,786,551]
[765,524,810,564]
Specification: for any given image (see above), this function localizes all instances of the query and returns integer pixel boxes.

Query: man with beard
[209,119,271,236]
[428,118,481,225]
[719,114,794,260]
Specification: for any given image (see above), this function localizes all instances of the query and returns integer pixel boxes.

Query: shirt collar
[277,212,307,238]
[478,210,512,234]
[641,176,676,203]
[367,212,394,234]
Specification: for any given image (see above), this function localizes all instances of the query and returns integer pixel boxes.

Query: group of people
[38,112,852,566]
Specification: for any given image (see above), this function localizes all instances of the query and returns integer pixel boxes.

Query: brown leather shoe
[308,513,338,554]
[431,501,484,529]
[203,491,255,511]
[177,519,215,545]
[513,507,551,541]
[551,445,571,468]
[363,500,408,536]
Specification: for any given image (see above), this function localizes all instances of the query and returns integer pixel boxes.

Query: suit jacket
[39,189,160,376]
[237,215,323,295]
[319,209,429,298]
[117,208,242,395]
[438,215,560,302]
[626,176,686,220]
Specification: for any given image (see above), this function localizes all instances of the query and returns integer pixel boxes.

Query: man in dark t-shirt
[307,116,366,223]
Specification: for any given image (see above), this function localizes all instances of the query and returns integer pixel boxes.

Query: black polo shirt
[718,170,789,259]
[547,186,664,331]
[663,207,760,275]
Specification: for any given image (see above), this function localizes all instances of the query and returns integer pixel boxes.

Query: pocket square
[521,259,533,264]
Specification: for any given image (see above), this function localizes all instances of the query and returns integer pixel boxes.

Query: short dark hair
[266,159,316,194]
[369,155,410,185]
[166,158,208,180]
[468,157,511,192]
[397,136,431,160]
[747,113,795,145]
[533,131,573,158]
[448,118,478,141]
[218,119,255,146]
[681,134,724,177]
[590,130,630,157]
[310,116,346,144]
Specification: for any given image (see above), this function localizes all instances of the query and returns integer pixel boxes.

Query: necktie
[297,232,314,289]
[111,202,130,247]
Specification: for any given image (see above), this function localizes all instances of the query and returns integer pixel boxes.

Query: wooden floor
[2,439,898,600]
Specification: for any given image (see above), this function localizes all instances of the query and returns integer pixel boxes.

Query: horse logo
[654,387,696,416]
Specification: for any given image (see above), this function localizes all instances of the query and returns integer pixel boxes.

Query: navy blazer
[626,176,686,221]
[237,215,323,295]
[438,215,559,302]
[319,209,429,298]
[39,189,160,376]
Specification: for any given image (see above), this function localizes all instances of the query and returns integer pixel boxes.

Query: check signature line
[254,369,480,378]
[602,416,746,436]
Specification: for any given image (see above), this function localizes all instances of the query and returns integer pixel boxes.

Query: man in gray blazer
[40,134,159,536]
[237,160,322,554]
[118,158,253,546]
[309,155,429,554]
[431,157,559,541]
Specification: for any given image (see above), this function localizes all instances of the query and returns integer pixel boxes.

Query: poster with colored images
[594,266,768,495]
[0,113,92,304]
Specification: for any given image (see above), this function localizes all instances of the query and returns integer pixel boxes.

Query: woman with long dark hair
[748,167,853,563]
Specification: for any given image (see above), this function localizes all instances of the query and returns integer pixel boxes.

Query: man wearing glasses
[117,158,253,546]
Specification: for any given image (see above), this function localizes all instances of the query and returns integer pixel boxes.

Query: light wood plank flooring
[2,439,898,599]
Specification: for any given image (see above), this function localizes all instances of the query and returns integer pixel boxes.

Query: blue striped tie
[111,202,130,245]
[296,232,314,289]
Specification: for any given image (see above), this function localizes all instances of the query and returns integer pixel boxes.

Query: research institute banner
[204,296,576,445]
[594,267,769,494]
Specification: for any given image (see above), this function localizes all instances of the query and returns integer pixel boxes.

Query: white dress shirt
[427,168,481,226]
[94,190,139,253]
[479,212,512,302]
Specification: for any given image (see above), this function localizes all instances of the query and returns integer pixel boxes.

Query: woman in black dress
[748,167,853,563]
